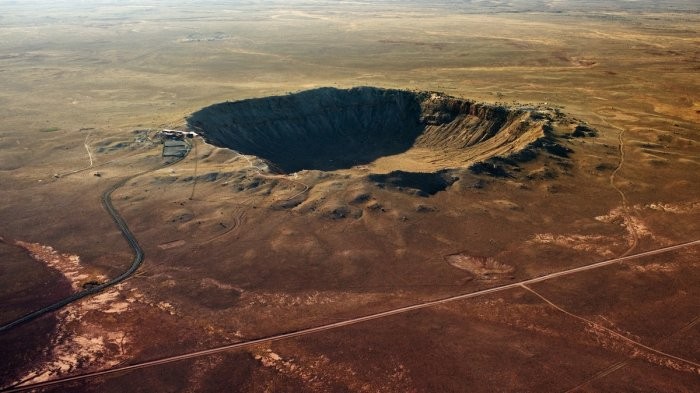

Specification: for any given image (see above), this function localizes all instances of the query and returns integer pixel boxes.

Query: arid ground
[0,1,698,392]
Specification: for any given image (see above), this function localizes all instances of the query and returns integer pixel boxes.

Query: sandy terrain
[0,1,698,392]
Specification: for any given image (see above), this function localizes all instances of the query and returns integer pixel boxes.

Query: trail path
[604,117,640,256]
[83,129,93,167]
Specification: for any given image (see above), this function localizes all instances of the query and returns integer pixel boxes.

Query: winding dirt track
[83,129,94,168]
[604,116,640,256]
[4,239,698,392]
[558,110,650,392]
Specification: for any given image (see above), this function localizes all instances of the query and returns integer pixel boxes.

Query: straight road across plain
[5,239,698,392]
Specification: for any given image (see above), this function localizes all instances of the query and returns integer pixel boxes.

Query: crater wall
[187,87,560,174]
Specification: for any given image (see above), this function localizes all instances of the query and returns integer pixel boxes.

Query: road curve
[0,152,188,334]
[4,239,698,392]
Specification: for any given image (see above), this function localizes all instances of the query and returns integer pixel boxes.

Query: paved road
[0,152,188,334]
[5,239,698,392]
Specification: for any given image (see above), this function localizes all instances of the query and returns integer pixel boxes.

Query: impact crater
[188,87,589,178]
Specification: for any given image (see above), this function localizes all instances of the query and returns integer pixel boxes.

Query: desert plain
[0,1,699,392]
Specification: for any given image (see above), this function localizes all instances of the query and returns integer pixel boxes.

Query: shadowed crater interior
[189,87,423,172]
[188,86,580,176]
